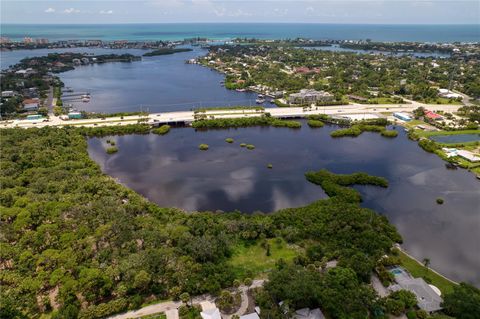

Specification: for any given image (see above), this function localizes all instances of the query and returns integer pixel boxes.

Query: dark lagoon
[88,122,480,286]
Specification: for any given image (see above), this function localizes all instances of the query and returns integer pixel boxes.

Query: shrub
[225,138,234,143]
[198,144,209,150]
[381,130,398,138]
[152,125,171,135]
[436,197,444,204]
[106,146,118,154]
[240,143,247,147]
[267,164,273,169]
[246,144,255,150]
[307,120,325,128]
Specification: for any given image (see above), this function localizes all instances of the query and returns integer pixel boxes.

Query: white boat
[256,98,265,104]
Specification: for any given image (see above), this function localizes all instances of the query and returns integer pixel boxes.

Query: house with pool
[388,267,443,313]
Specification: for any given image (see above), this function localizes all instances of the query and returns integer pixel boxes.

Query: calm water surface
[88,123,480,286]
[1,47,265,112]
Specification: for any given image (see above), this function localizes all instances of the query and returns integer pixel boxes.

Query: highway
[0,102,464,129]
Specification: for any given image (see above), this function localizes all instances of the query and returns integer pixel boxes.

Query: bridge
[0,102,463,129]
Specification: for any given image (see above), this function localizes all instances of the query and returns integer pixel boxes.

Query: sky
[1,0,479,24]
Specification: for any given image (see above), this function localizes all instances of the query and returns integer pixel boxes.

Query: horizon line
[2,22,479,26]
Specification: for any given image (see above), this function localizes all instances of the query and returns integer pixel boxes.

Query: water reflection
[88,122,480,285]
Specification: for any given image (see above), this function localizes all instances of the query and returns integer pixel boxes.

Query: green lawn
[398,251,457,295]
[419,97,463,105]
[416,129,480,138]
[369,97,407,104]
[139,313,167,319]
[228,238,299,278]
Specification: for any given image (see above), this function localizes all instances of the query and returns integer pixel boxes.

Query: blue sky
[1,1,479,24]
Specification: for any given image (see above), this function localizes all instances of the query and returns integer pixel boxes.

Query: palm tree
[423,258,431,273]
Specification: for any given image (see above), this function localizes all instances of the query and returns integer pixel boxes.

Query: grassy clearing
[415,129,480,138]
[419,97,463,105]
[138,313,167,319]
[228,239,299,279]
[398,251,457,295]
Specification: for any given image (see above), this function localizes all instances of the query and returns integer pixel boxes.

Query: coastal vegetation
[0,126,406,318]
[225,138,234,143]
[246,144,255,150]
[152,125,171,135]
[106,146,119,154]
[198,143,209,150]
[143,48,193,57]
[191,115,301,129]
[307,119,325,128]
[305,169,388,203]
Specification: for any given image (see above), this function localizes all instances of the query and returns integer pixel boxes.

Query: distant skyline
[1,1,479,25]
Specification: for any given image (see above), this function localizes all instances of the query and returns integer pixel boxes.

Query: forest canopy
[0,126,401,319]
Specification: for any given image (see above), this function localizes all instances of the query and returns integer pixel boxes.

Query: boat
[258,94,264,98]
[445,162,458,170]
[82,98,90,103]
[256,98,265,104]
[236,88,246,92]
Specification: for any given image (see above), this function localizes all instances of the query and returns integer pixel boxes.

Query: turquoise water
[2,23,479,42]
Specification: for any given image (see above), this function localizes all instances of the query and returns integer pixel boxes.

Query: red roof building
[424,110,443,120]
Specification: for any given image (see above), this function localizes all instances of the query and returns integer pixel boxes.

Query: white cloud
[44,8,55,13]
[63,8,80,14]
[100,10,114,15]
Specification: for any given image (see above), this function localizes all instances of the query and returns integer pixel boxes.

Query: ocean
[1,23,479,42]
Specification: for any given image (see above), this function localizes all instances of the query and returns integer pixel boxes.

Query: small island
[143,48,193,57]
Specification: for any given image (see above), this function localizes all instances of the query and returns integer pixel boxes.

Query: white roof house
[165,308,179,319]
[200,301,221,319]
[240,313,260,319]
[294,308,326,319]
[457,150,480,162]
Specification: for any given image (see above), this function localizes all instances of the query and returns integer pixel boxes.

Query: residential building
[294,308,326,319]
[438,88,462,99]
[289,89,334,104]
[200,301,221,319]
[457,150,480,162]
[389,267,443,313]
[424,110,443,121]
[23,98,39,111]
[393,112,412,122]
[240,313,260,319]
[1,90,15,97]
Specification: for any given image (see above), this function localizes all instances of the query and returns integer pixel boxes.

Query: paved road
[0,102,464,130]
[108,280,264,319]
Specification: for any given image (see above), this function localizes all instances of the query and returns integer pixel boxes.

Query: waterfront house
[393,112,412,122]
[457,150,480,162]
[389,267,443,313]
